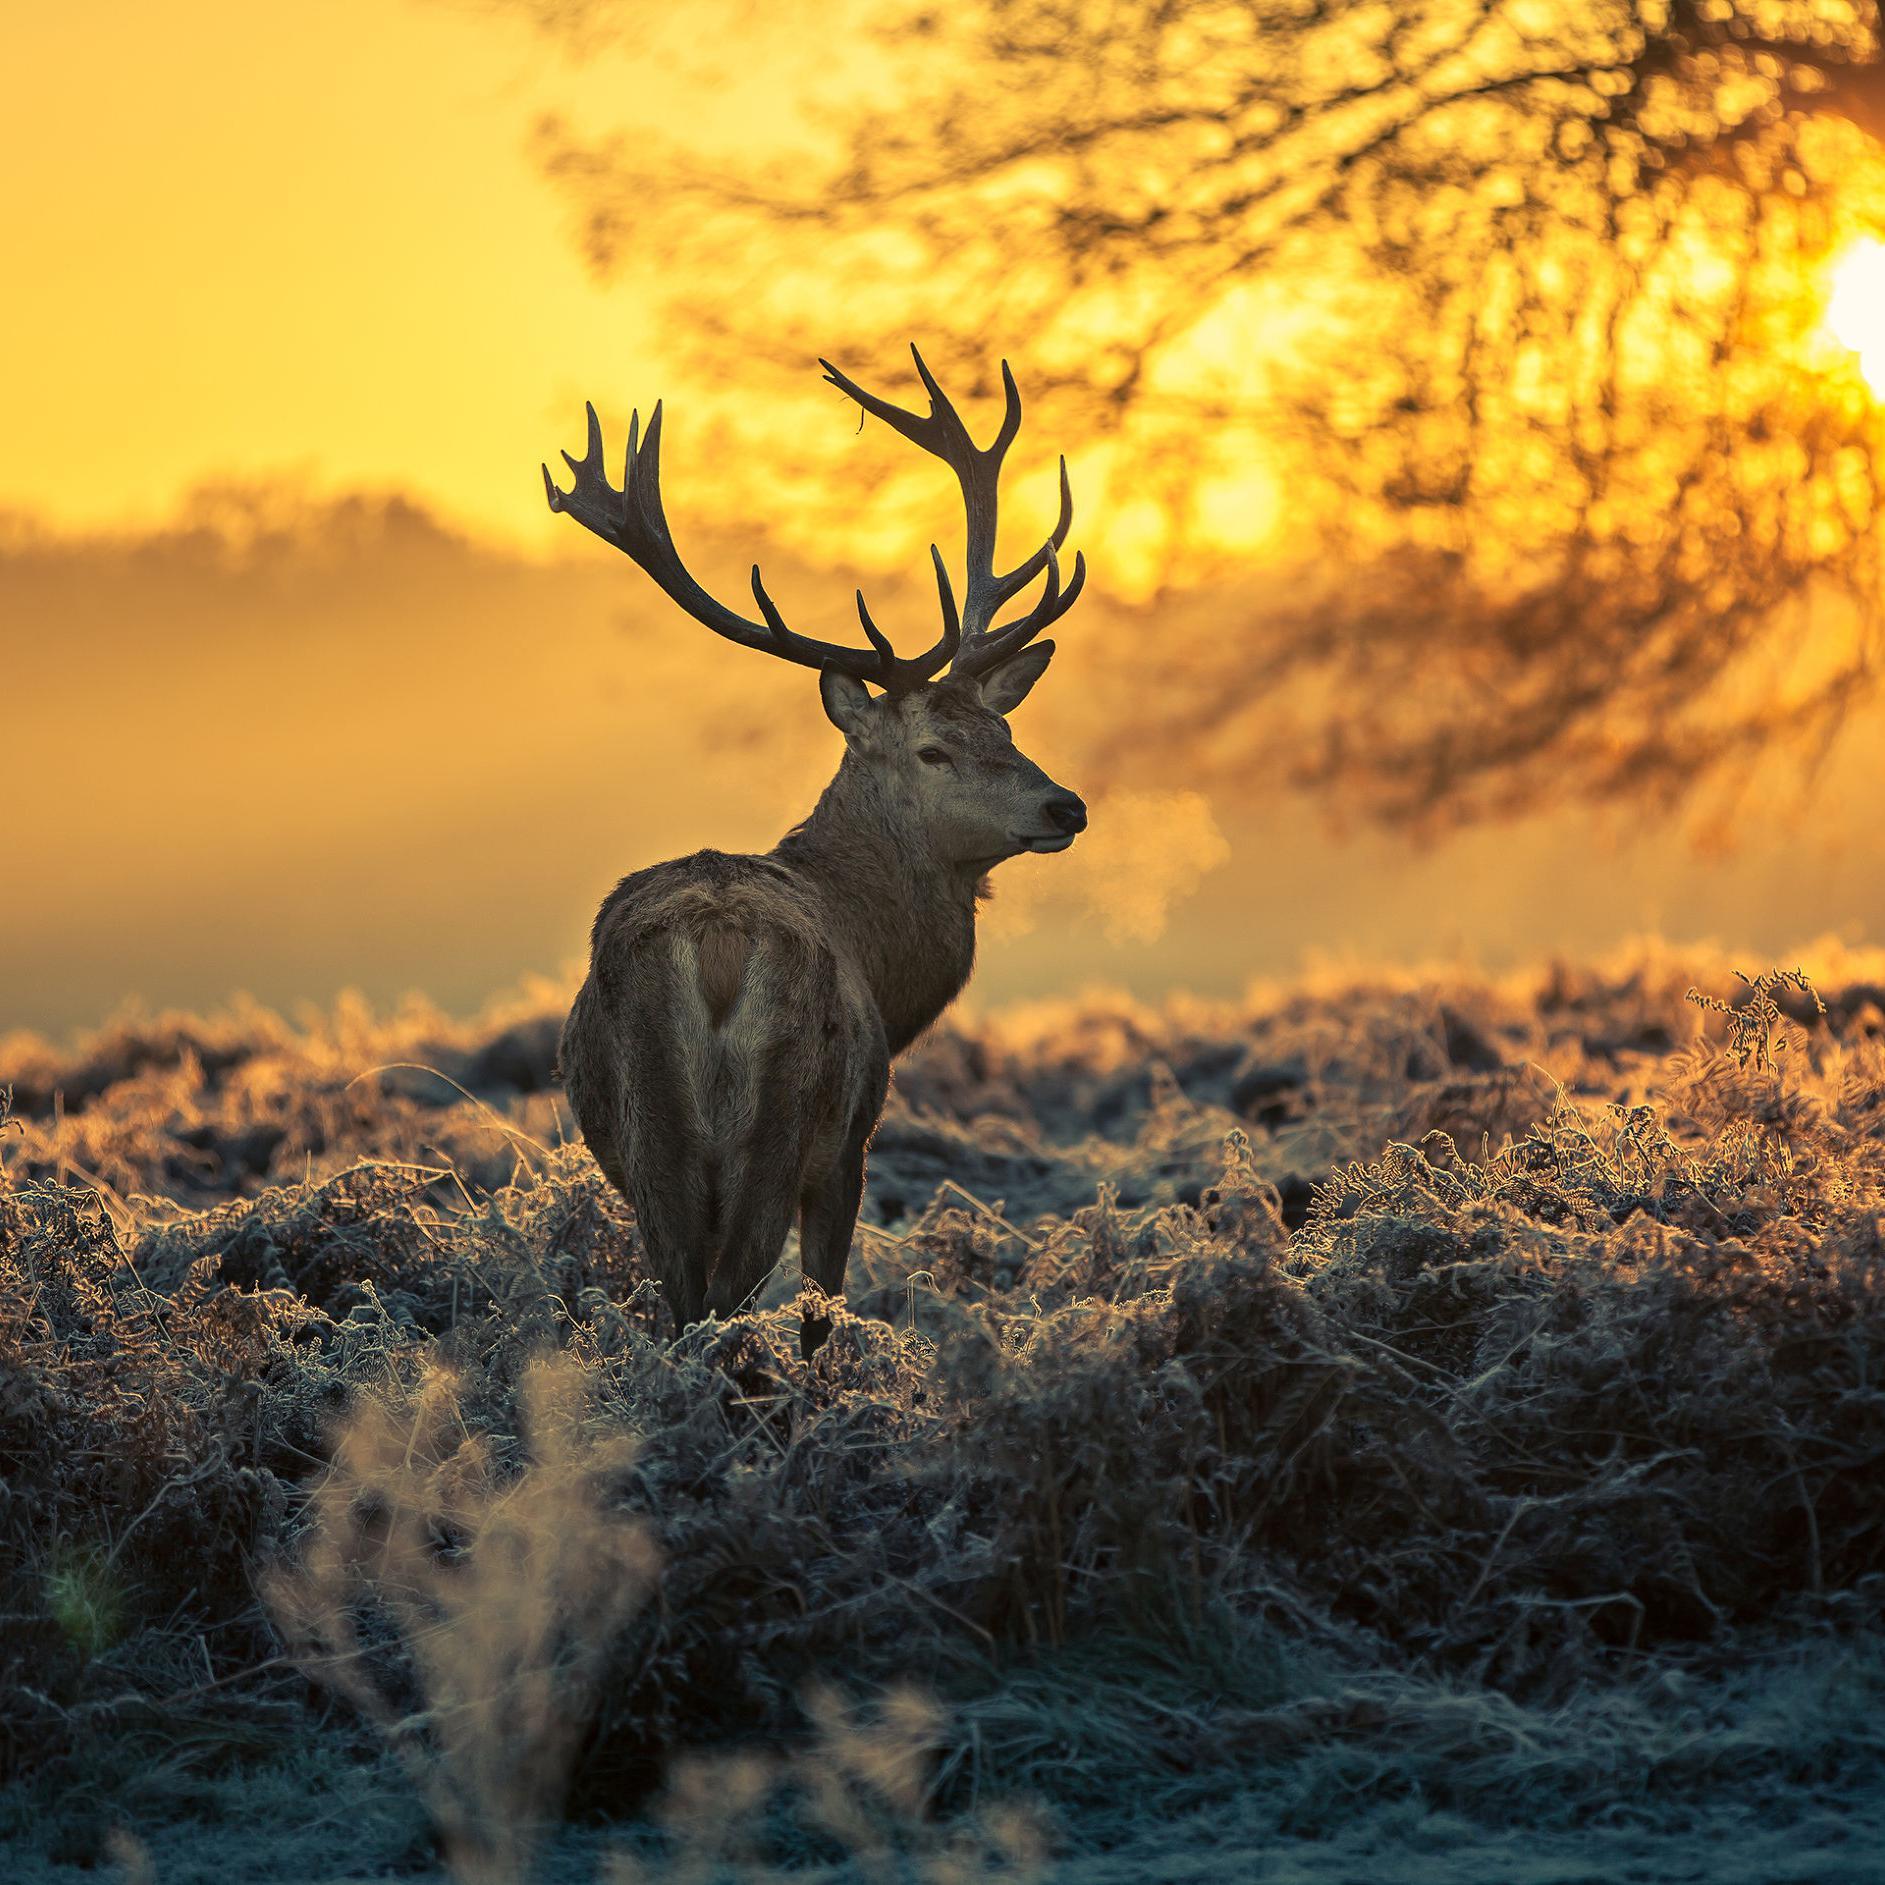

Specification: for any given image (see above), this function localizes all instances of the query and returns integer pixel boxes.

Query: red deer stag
[544,349,1087,1355]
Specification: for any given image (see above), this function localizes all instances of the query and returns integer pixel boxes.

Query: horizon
[7,0,1885,1040]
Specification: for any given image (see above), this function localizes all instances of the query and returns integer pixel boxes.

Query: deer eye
[917,746,954,768]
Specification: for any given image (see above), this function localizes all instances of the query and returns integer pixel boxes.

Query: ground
[2,946,1883,1883]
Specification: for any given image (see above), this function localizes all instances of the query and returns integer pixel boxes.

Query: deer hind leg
[610,941,728,1333]
[619,1092,714,1332]
[700,1171,801,1322]
[629,1107,794,1332]
[798,1052,887,1358]
[796,1128,868,1360]
[696,1031,819,1323]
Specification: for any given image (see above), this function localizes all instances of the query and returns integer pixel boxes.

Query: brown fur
[694,924,751,1030]
[560,669,1083,1350]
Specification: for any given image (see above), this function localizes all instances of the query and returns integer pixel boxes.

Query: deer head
[543,349,1088,870]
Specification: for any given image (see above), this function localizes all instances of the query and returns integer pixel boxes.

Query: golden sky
[7,1,1885,1040]
[0,0,809,548]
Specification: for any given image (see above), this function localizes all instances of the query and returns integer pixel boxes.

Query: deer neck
[774,759,981,1054]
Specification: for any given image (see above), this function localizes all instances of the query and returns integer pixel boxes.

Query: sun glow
[1823,239,1885,394]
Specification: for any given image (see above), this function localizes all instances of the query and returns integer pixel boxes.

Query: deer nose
[1044,792,1087,835]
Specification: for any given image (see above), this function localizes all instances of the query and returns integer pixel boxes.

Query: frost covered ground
[3,948,1883,1882]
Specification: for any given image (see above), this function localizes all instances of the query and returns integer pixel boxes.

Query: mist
[6,483,1881,1044]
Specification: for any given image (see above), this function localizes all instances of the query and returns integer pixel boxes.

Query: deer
[544,348,1088,1357]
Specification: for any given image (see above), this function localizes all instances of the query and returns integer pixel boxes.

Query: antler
[820,346,1086,681]
[542,351,1083,690]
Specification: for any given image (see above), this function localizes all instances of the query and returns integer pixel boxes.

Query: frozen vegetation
[2,948,1883,1881]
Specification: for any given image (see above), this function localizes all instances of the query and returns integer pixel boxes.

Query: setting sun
[1823,237,1885,392]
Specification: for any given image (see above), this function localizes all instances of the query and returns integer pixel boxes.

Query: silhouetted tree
[528,1,1885,825]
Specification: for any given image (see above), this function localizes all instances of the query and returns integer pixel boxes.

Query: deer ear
[820,668,878,739]
[977,640,1056,715]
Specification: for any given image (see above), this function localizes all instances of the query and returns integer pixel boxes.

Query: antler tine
[819,346,973,455]
[949,449,1083,679]
[748,566,796,654]
[928,543,963,665]
[544,399,929,687]
[852,590,899,668]
[543,399,627,545]
[545,353,1083,694]
[986,456,1074,611]
[821,350,1084,684]
[989,358,1023,460]
[957,546,1088,678]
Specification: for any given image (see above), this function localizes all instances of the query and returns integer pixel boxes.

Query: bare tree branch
[520,0,1885,827]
